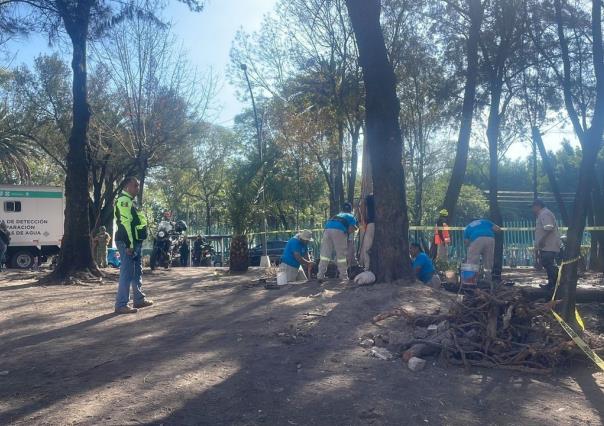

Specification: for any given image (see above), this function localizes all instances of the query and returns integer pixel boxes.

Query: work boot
[133,299,154,309]
[115,306,138,314]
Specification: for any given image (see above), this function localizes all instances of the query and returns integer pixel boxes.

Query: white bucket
[276,271,288,286]
[460,263,479,286]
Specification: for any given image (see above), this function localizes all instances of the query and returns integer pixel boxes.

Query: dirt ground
[1,267,604,426]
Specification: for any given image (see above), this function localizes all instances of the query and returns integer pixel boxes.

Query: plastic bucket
[277,271,288,286]
[460,264,479,286]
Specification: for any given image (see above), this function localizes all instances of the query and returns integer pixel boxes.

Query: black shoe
[539,283,554,290]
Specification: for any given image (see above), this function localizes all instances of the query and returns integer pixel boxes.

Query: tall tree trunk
[137,157,148,206]
[559,146,598,321]
[587,196,598,271]
[590,178,604,271]
[53,3,99,279]
[205,198,212,235]
[532,137,538,199]
[346,0,413,282]
[360,131,373,197]
[442,0,483,223]
[336,121,346,208]
[486,79,504,279]
[347,125,360,203]
[532,127,569,224]
[329,158,340,216]
[557,0,604,327]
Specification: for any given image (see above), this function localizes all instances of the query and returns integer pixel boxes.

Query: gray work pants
[318,228,348,280]
[467,236,495,272]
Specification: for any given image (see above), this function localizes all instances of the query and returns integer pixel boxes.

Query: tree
[230,0,365,215]
[346,0,413,282]
[3,0,204,280]
[441,0,484,222]
[396,35,456,225]
[93,13,213,205]
[227,158,264,272]
[477,0,527,278]
[552,0,604,326]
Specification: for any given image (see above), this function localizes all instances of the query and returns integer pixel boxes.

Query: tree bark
[53,1,99,279]
[137,157,148,206]
[205,197,212,235]
[442,0,483,223]
[532,137,538,200]
[556,0,604,327]
[587,196,599,271]
[486,78,504,279]
[594,174,604,270]
[346,0,413,282]
[360,130,373,197]
[347,124,360,203]
[532,127,569,224]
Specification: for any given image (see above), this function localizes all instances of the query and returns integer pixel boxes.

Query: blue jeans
[115,241,145,309]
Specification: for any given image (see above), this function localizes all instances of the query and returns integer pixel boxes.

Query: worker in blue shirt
[464,218,502,283]
[410,242,440,288]
[279,230,315,283]
[317,202,358,281]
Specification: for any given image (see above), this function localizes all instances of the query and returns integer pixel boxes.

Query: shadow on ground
[0,267,602,425]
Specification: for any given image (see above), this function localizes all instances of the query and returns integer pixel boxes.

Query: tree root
[38,267,104,286]
[380,285,592,373]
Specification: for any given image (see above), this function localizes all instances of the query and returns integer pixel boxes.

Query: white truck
[0,185,64,268]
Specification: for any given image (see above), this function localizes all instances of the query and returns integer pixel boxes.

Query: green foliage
[416,175,488,226]
[227,159,264,235]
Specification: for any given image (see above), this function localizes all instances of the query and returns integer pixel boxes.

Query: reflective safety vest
[434,223,451,245]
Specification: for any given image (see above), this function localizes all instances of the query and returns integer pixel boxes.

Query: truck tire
[11,250,35,269]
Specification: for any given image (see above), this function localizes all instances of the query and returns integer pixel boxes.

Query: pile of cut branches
[393,287,587,373]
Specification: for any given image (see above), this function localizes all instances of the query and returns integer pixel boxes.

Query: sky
[6,0,278,126]
[4,0,575,159]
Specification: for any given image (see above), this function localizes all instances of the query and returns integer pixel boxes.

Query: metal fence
[196,221,592,267]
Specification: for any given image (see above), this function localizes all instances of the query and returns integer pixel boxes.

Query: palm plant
[0,107,31,182]
[228,159,264,272]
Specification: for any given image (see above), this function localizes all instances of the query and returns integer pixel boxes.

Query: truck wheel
[11,250,35,269]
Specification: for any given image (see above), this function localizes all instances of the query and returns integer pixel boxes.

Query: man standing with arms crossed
[532,199,561,290]
[114,177,153,314]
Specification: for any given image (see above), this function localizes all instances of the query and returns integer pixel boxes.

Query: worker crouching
[410,242,441,288]
[279,230,314,283]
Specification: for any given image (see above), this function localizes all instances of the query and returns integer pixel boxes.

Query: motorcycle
[193,238,217,267]
[200,242,217,266]
[150,220,187,270]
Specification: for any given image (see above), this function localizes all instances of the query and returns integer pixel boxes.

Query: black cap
[342,202,353,213]
[531,199,545,208]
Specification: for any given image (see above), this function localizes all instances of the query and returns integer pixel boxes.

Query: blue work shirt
[325,213,358,233]
[464,219,495,242]
[412,252,435,284]
[281,237,308,268]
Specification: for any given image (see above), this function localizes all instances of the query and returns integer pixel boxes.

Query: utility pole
[241,63,269,265]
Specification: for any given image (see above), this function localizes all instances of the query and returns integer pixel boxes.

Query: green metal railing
[198,220,594,267]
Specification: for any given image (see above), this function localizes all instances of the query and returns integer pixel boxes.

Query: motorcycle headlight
[158,231,166,238]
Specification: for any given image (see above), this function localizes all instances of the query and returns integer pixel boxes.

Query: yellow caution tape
[551,257,584,331]
[250,226,604,235]
[551,310,604,370]
[550,257,604,371]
